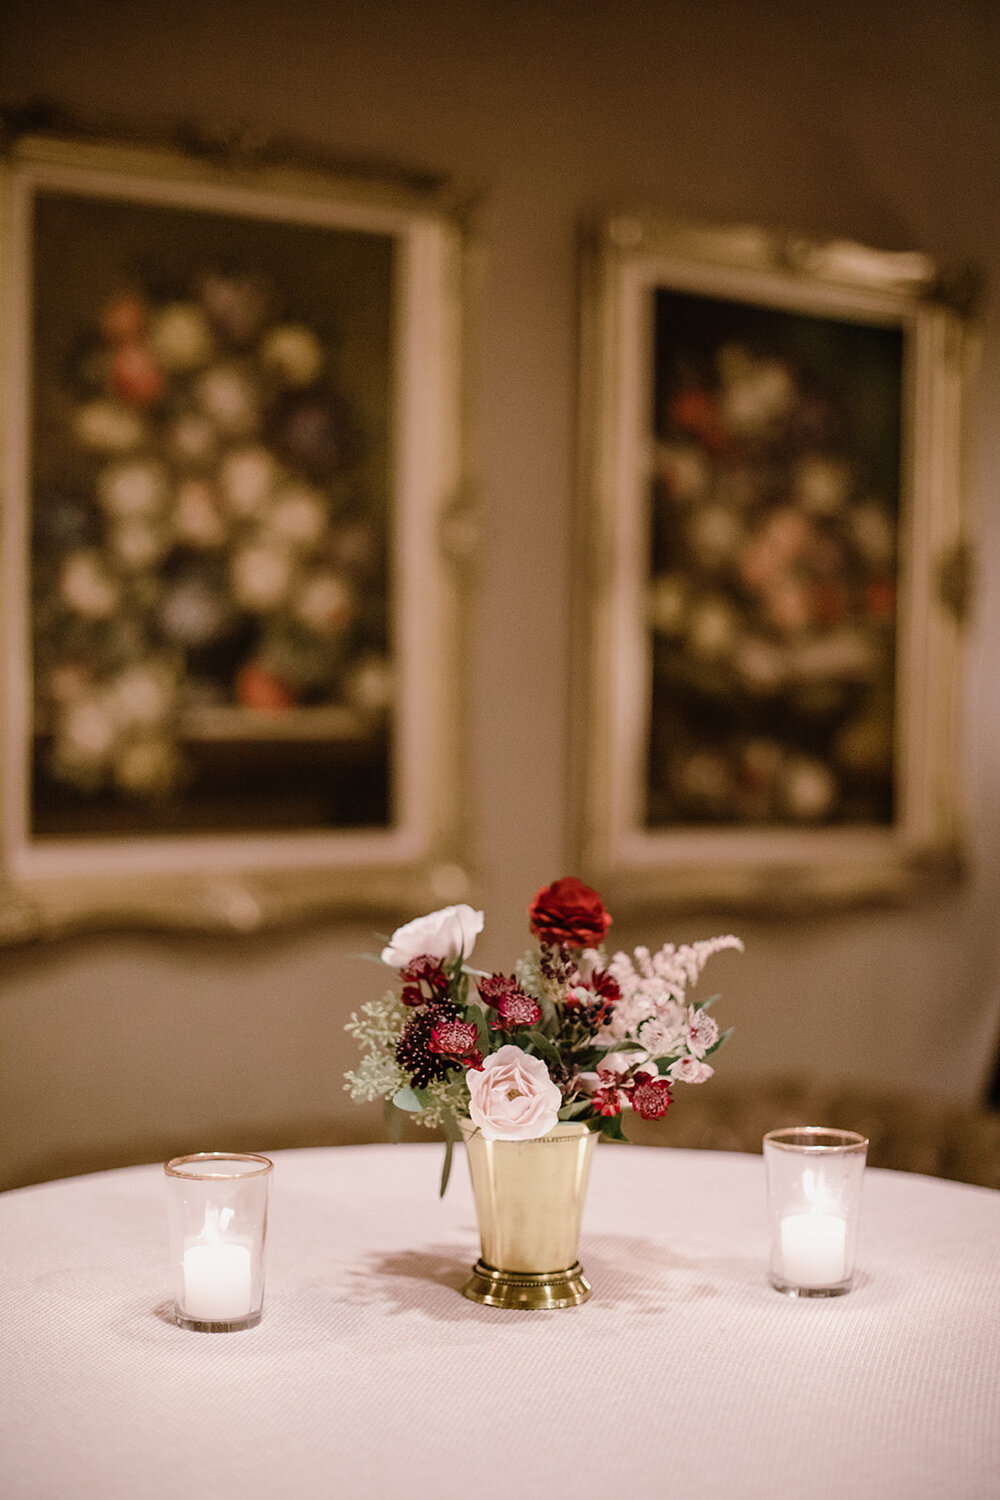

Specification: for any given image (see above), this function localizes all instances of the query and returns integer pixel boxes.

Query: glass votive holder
[763,1127,868,1297]
[164,1152,273,1332]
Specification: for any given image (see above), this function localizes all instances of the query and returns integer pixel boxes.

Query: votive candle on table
[164,1152,273,1332]
[763,1128,867,1297]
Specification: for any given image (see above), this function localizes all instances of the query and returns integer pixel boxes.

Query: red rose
[528,876,611,949]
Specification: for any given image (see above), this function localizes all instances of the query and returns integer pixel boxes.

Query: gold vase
[459,1119,597,1309]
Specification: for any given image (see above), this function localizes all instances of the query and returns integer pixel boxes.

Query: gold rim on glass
[763,1127,868,1154]
[164,1151,274,1179]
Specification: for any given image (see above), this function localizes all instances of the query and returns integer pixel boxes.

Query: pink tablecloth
[2,1144,998,1499]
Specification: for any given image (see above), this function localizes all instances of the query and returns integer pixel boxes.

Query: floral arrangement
[34,268,389,798]
[345,877,742,1175]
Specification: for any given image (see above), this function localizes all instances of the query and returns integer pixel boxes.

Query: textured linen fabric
[1,1145,998,1500]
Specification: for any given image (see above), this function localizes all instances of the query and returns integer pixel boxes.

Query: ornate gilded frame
[0,119,474,941]
[576,213,976,913]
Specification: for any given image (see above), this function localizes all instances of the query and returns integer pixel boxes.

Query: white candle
[182,1241,253,1321]
[780,1211,847,1288]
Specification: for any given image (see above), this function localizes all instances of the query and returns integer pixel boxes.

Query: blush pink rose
[466,1045,562,1141]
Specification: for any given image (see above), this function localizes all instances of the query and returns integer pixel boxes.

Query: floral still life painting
[646,290,903,830]
[30,190,394,838]
[1,126,466,941]
[345,876,742,1189]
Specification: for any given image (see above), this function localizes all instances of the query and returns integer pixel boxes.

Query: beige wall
[2,0,999,1189]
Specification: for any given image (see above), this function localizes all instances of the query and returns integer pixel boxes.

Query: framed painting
[0,121,472,940]
[576,214,975,912]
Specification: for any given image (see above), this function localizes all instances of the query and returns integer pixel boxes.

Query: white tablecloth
[2,1144,998,1500]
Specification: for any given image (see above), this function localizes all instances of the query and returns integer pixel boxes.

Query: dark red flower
[400,955,451,1006]
[428,1018,483,1070]
[528,877,612,949]
[564,967,620,1028]
[395,1001,461,1088]
[110,342,164,408]
[495,992,542,1030]
[629,1071,672,1121]
[592,1083,623,1117]
[668,387,728,453]
[477,974,519,1007]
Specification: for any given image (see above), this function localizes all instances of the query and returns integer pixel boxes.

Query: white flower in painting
[259,323,324,386]
[793,454,850,516]
[294,571,353,634]
[107,663,176,729]
[791,629,874,684]
[195,362,260,437]
[268,482,328,549]
[173,479,227,550]
[60,694,117,761]
[149,302,214,371]
[345,654,393,713]
[113,734,180,795]
[780,756,837,822]
[218,445,281,519]
[687,597,736,660]
[656,442,709,502]
[73,400,147,453]
[158,578,230,647]
[380,903,484,967]
[648,574,687,637]
[109,520,170,572]
[229,541,294,612]
[734,636,787,694]
[467,1045,562,1141]
[168,410,219,466]
[668,1056,715,1085]
[718,344,795,435]
[97,458,169,520]
[59,549,121,620]
[688,505,743,570]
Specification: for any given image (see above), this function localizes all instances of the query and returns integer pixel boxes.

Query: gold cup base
[461,1258,592,1310]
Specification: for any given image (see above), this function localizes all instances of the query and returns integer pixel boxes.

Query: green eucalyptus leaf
[392,1087,424,1112]
[598,1113,628,1142]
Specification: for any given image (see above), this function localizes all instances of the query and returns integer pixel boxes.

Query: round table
[2,1144,998,1499]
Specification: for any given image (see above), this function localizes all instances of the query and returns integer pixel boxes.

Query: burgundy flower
[400,955,451,1007]
[592,1083,623,1117]
[395,1002,461,1088]
[479,973,541,1031]
[493,990,542,1030]
[528,877,611,950]
[629,1071,673,1121]
[428,1018,483,1070]
[564,967,620,1028]
[477,973,519,1007]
